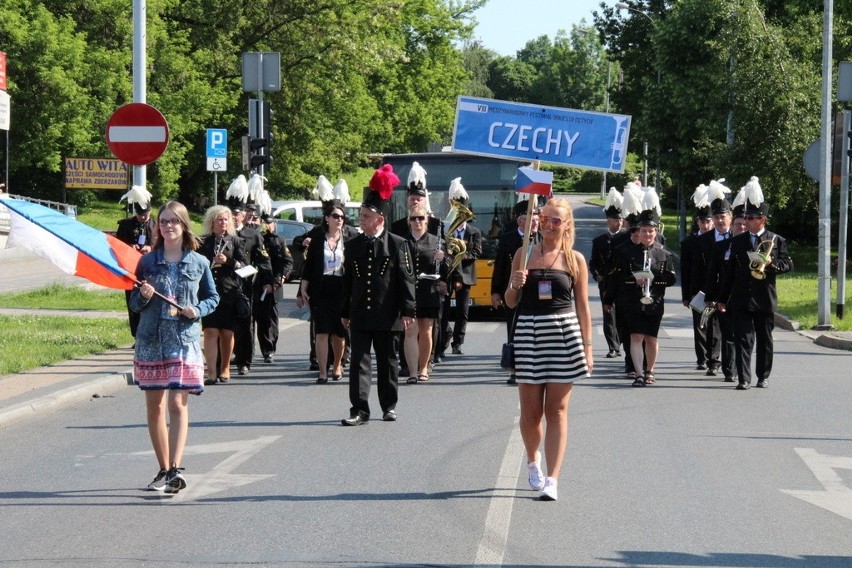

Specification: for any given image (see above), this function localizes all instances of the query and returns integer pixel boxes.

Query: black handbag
[500,342,515,370]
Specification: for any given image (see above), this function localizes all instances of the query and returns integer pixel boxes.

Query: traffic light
[241,135,269,172]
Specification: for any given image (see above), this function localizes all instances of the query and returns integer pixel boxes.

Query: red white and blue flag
[515,166,553,197]
[1,197,141,290]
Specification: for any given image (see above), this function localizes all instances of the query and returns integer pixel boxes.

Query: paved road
[1,197,851,567]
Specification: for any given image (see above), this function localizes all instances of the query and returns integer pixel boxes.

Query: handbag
[500,341,515,370]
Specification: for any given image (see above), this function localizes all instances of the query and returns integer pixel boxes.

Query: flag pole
[519,160,540,271]
[132,279,184,311]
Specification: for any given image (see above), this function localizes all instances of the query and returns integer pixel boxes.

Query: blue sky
[471,0,605,56]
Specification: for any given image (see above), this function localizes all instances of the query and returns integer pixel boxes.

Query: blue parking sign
[206,128,227,158]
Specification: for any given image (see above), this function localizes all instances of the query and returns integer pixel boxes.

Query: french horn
[444,198,475,273]
[748,237,775,280]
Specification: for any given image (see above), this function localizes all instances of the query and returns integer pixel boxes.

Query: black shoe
[263,354,274,363]
[723,376,735,383]
[238,365,249,375]
[506,374,517,385]
[382,410,397,422]
[736,381,750,390]
[309,361,319,371]
[451,344,463,355]
[705,366,719,377]
[341,413,369,426]
[696,363,707,370]
[605,349,619,358]
[756,380,768,388]
[434,354,444,364]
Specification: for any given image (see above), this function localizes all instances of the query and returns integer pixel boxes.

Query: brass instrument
[444,198,475,273]
[699,305,716,329]
[748,237,775,280]
[636,248,654,305]
[211,236,225,269]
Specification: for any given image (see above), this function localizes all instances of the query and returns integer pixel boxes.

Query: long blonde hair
[202,205,236,236]
[154,200,199,251]
[547,197,580,279]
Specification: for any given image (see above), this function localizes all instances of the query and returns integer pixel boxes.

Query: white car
[270,200,362,227]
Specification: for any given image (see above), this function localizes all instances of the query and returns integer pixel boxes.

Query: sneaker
[164,466,187,494]
[146,469,167,491]
[263,354,274,364]
[527,454,545,491]
[539,477,558,501]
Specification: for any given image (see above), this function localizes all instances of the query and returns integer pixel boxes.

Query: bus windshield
[382,152,529,258]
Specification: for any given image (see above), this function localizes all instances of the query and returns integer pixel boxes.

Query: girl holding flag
[130,201,219,494]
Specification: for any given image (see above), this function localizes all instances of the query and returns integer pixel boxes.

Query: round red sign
[105,103,170,166]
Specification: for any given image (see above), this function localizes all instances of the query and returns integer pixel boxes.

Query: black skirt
[311,275,347,337]
[202,288,240,331]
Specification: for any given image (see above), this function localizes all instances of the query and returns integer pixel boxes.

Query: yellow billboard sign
[65,158,129,190]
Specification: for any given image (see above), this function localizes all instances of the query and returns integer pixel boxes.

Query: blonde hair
[408,204,427,219]
[546,197,580,279]
[154,200,199,251]
[202,205,236,236]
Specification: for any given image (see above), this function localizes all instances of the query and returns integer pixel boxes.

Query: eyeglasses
[328,213,345,220]
[409,216,426,222]
[158,218,181,226]
[540,216,565,227]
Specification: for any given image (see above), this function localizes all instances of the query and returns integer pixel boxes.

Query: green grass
[0,315,131,376]
[77,200,205,233]
[0,283,127,311]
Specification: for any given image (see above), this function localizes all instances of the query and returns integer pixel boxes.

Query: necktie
[751,234,758,248]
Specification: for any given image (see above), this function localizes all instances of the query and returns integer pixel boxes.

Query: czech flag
[1,197,141,290]
[515,166,553,197]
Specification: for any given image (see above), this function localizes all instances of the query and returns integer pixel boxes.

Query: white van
[270,200,362,227]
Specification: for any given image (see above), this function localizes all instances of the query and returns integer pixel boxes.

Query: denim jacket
[129,249,219,343]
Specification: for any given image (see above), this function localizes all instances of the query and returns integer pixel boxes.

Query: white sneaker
[164,466,187,494]
[146,469,167,491]
[539,477,558,501]
[527,455,545,491]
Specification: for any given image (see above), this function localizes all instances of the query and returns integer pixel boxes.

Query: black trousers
[691,310,710,366]
[712,311,736,380]
[702,311,723,369]
[233,282,255,368]
[730,308,775,385]
[601,302,619,353]
[614,300,634,373]
[450,284,471,347]
[124,289,140,338]
[348,329,400,417]
[254,287,278,356]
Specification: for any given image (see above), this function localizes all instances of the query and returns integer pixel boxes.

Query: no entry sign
[105,103,170,166]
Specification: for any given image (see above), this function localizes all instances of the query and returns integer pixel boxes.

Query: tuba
[444,198,475,272]
[748,237,775,280]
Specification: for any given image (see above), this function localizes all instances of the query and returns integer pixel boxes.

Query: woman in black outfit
[198,205,249,384]
[299,201,348,383]
[402,204,447,383]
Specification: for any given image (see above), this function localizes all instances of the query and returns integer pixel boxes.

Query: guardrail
[0,194,77,234]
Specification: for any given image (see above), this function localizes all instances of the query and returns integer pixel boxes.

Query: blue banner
[452,96,631,173]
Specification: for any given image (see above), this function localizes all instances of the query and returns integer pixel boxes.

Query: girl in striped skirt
[504,197,593,501]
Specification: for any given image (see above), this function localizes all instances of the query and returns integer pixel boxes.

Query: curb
[776,312,852,351]
[0,371,132,429]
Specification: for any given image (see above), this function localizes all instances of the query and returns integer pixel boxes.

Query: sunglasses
[540,216,565,227]
[328,213,345,220]
[158,218,181,226]
[409,216,426,222]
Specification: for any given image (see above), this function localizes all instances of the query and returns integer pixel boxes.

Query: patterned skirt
[134,319,205,394]
[514,310,588,384]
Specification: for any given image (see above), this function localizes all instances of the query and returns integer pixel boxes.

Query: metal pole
[642,141,648,186]
[257,54,265,179]
[838,109,850,319]
[132,0,147,193]
[815,0,833,329]
[601,62,611,200]
[213,172,218,206]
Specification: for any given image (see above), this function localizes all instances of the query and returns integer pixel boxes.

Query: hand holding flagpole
[515,161,554,271]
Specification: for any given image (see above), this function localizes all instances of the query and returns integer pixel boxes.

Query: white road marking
[781,447,852,521]
[475,415,525,565]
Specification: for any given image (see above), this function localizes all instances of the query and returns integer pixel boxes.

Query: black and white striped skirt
[514,311,588,384]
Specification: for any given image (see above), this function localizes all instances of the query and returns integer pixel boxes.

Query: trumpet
[444,198,475,273]
[211,236,225,268]
[637,248,654,305]
[749,237,775,280]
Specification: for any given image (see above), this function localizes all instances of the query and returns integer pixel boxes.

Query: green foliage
[0,315,131,375]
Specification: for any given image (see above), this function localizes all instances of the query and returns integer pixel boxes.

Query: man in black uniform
[680,190,714,370]
[717,177,792,390]
[691,182,734,380]
[491,199,540,384]
[232,203,273,375]
[115,186,155,339]
[340,164,416,425]
[256,215,293,363]
[589,189,624,359]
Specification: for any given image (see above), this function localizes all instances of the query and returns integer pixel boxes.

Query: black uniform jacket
[589,230,623,294]
[679,233,700,303]
[717,230,792,312]
[198,234,249,294]
[341,229,416,331]
[448,224,483,286]
[605,242,676,315]
[236,225,273,287]
[404,231,448,310]
[116,216,155,250]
